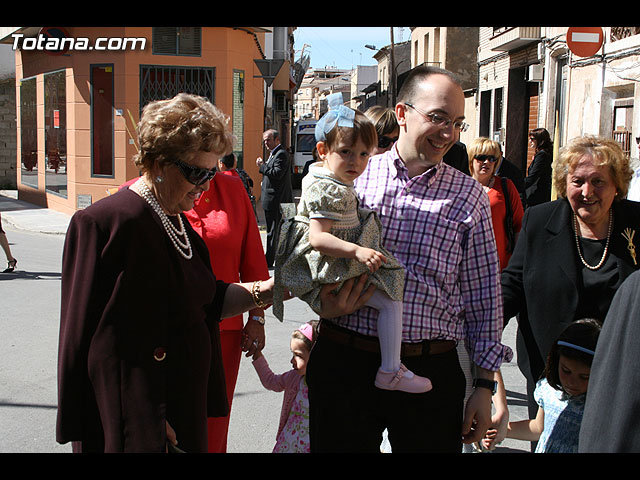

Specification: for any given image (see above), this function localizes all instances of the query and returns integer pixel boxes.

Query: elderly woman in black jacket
[501,135,640,422]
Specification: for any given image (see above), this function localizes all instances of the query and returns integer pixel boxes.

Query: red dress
[487,176,524,270]
[184,171,269,452]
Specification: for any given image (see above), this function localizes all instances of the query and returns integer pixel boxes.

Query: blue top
[534,377,586,453]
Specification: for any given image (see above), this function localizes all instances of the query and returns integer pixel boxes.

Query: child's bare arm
[309,218,386,272]
[506,406,544,442]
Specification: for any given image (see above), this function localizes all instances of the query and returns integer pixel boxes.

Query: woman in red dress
[185,157,269,452]
[468,137,524,270]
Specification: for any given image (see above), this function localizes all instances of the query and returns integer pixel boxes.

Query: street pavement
[0,190,531,453]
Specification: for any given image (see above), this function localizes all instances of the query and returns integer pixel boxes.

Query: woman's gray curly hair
[133,93,234,173]
[553,135,633,199]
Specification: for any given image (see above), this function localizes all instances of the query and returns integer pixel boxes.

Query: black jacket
[524,149,553,207]
[501,198,640,381]
[259,144,293,211]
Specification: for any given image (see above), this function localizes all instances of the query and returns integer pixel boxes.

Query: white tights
[366,289,403,373]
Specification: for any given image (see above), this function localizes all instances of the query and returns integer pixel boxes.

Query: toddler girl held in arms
[273,93,431,394]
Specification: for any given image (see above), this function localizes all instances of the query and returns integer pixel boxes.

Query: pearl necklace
[134,178,193,260]
[573,209,612,271]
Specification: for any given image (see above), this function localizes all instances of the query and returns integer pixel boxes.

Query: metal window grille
[139,65,215,111]
[152,27,201,56]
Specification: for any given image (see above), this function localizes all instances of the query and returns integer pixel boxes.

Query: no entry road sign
[567,27,604,58]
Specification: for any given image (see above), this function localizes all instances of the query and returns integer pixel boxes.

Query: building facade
[1,26,294,215]
[476,26,640,179]
[409,27,479,146]
[293,67,352,121]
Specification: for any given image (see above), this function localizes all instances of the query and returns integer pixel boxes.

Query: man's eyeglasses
[378,135,398,149]
[474,155,498,163]
[404,102,469,132]
[174,158,216,186]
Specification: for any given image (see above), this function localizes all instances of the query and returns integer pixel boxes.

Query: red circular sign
[567,27,604,58]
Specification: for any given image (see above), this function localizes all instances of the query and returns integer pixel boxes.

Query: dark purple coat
[56,188,229,452]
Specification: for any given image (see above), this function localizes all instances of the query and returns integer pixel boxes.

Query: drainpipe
[390,27,396,107]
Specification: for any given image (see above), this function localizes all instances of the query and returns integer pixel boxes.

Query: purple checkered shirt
[333,146,512,371]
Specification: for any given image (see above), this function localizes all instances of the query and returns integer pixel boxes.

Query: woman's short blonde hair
[467,137,501,175]
[553,135,633,199]
[133,93,234,173]
[364,105,398,137]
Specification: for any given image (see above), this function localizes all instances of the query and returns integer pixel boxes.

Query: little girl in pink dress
[251,321,318,453]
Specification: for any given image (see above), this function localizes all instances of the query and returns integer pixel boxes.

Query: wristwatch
[473,378,497,395]
[251,315,265,325]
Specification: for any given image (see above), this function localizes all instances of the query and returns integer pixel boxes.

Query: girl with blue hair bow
[273,93,431,394]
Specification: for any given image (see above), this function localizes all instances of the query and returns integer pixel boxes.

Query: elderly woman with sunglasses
[57,93,281,453]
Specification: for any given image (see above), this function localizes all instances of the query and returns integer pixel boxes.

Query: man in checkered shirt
[307,66,513,453]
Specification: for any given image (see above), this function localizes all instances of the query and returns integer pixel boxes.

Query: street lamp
[364,34,396,107]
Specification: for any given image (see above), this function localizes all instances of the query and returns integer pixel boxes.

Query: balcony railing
[613,130,632,158]
[610,27,640,42]
[489,27,541,52]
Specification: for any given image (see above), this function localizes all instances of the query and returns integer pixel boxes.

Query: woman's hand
[256,276,292,306]
[242,312,266,358]
[220,277,292,320]
[318,274,376,319]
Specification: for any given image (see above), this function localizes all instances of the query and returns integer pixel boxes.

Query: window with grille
[232,70,244,166]
[139,65,215,112]
[44,69,67,197]
[152,27,202,56]
[20,77,38,189]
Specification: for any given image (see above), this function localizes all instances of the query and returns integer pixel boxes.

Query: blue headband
[315,92,355,142]
[557,340,595,355]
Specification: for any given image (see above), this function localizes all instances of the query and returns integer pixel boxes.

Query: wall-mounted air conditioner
[527,64,544,82]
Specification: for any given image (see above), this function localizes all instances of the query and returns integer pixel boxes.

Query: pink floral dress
[273,377,310,453]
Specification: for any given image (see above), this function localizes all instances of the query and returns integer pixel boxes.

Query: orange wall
[15,27,266,214]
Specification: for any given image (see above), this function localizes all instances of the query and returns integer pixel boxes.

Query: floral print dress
[273,164,405,321]
[273,376,310,453]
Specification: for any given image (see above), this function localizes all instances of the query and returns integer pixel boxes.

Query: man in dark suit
[256,129,293,268]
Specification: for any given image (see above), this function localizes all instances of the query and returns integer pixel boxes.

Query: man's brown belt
[318,320,456,357]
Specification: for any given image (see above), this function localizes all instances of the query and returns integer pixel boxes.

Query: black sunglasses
[174,158,216,186]
[474,155,498,163]
[378,135,398,149]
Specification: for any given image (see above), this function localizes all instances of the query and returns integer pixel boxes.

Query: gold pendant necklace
[622,227,637,265]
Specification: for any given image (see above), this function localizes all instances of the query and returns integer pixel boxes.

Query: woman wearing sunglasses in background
[57,93,283,453]
[468,138,524,271]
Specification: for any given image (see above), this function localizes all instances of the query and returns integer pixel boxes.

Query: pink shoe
[375,364,433,394]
